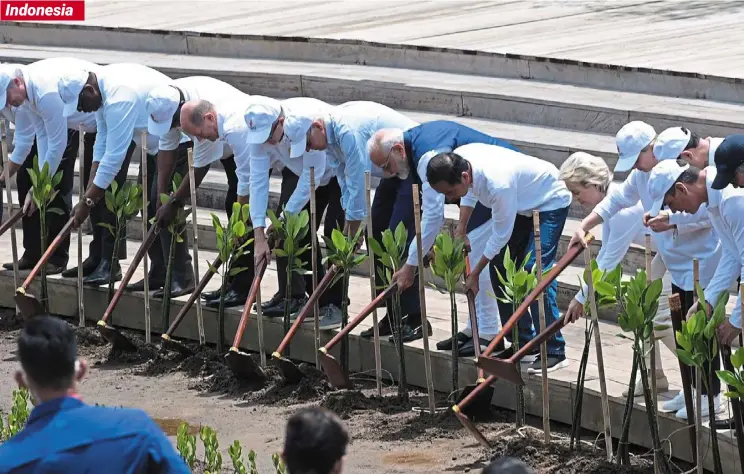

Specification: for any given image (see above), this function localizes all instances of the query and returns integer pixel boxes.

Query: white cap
[57,68,90,117]
[653,127,691,161]
[146,85,180,137]
[285,115,314,158]
[647,159,690,217]
[615,121,656,172]
[243,96,281,144]
[0,69,12,110]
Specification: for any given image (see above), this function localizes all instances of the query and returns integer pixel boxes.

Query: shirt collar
[27,396,85,426]
[325,118,337,146]
[217,110,227,140]
[469,158,484,192]
[706,168,723,210]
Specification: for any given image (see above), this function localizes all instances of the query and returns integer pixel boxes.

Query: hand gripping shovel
[451,234,593,448]
[15,217,76,318]
[161,256,223,356]
[96,226,160,352]
[319,283,398,389]
[272,265,341,383]
[225,258,268,381]
[0,210,22,239]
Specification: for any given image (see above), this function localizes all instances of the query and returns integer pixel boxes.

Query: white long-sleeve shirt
[92,64,168,189]
[703,167,744,327]
[593,168,721,291]
[3,59,97,172]
[157,76,242,167]
[324,101,418,221]
[457,143,572,261]
[249,97,336,228]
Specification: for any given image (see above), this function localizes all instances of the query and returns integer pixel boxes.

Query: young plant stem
[637,345,671,474]
[39,210,49,313]
[393,292,407,400]
[511,308,524,427]
[705,369,723,473]
[161,230,177,332]
[107,223,122,305]
[284,262,293,358]
[570,321,593,451]
[217,272,227,353]
[450,291,458,394]
[618,351,639,465]
[340,272,350,376]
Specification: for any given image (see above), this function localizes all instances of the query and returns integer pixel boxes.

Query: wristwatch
[84,197,95,208]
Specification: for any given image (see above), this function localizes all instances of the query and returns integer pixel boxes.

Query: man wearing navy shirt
[0,315,189,473]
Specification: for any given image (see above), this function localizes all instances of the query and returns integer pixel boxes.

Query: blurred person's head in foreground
[283,407,349,474]
[483,457,534,474]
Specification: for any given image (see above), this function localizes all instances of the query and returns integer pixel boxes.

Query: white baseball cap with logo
[284,115,315,159]
[647,159,690,217]
[243,96,282,144]
[146,85,181,137]
[653,127,691,161]
[57,68,91,117]
[0,68,12,110]
[615,121,656,173]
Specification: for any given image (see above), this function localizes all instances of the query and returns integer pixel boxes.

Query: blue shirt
[0,397,190,474]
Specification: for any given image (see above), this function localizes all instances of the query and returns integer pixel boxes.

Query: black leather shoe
[437,332,471,351]
[126,275,165,292]
[711,417,737,431]
[259,293,284,313]
[206,289,248,309]
[360,313,392,338]
[83,260,122,286]
[61,257,100,278]
[202,286,227,301]
[262,297,305,317]
[4,255,37,271]
[46,263,66,276]
[153,279,195,299]
[389,318,433,343]
[458,337,497,357]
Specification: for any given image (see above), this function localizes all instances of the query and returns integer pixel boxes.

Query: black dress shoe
[458,337,497,357]
[262,297,305,317]
[153,279,195,298]
[83,261,122,286]
[61,257,100,278]
[202,286,227,301]
[126,277,165,292]
[360,313,392,338]
[711,417,738,431]
[437,332,471,351]
[4,255,37,271]
[206,289,248,309]
[259,293,284,312]
[46,263,66,276]
[389,319,433,343]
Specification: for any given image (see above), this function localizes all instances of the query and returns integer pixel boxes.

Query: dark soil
[0,309,24,332]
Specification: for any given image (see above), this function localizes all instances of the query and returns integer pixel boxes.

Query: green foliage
[210,202,254,277]
[247,449,260,474]
[200,425,222,473]
[101,181,143,233]
[428,232,466,294]
[677,289,727,369]
[580,260,620,312]
[267,209,310,276]
[228,440,249,474]
[0,388,30,441]
[26,155,64,215]
[176,422,197,469]
[272,453,286,474]
[493,247,538,307]
[718,347,744,399]
[322,227,367,285]
[369,221,408,287]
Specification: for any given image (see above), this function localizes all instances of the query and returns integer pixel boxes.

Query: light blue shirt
[325,101,418,221]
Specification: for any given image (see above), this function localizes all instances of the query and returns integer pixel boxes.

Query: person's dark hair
[666,159,701,197]
[18,315,76,390]
[682,127,700,151]
[189,100,215,127]
[426,152,469,186]
[482,457,534,474]
[283,407,348,474]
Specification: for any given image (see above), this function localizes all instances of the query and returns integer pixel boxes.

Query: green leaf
[47,207,65,215]
[229,266,250,277]
[732,348,744,369]
[331,228,346,252]
[717,370,739,387]
[724,391,741,399]
[677,349,697,368]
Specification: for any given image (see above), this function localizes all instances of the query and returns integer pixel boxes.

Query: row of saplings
[21,162,744,473]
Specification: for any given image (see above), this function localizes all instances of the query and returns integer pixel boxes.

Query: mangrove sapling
[228,440,248,474]
[176,422,197,469]
[267,209,310,357]
[210,203,253,353]
[616,269,671,474]
[716,346,744,468]
[100,181,143,303]
[323,226,367,376]
[272,453,287,474]
[428,232,467,395]
[199,425,222,473]
[0,387,30,441]
[247,450,259,474]
[369,222,410,399]
[677,288,728,474]
[494,247,538,428]
[26,157,65,313]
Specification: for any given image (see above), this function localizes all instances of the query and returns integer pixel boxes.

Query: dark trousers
[489,207,569,355]
[370,174,421,321]
[672,284,721,396]
[15,131,79,266]
[144,143,193,283]
[274,168,345,307]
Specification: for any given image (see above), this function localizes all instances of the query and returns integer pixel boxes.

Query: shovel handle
[101,226,160,323]
[455,374,497,412]
[20,217,75,290]
[464,256,484,378]
[164,256,222,336]
[481,234,593,358]
[508,314,567,363]
[321,283,398,352]
[275,265,340,355]
[0,210,22,238]
[230,258,268,348]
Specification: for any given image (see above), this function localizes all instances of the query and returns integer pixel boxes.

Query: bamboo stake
[1,119,20,316]
[77,125,85,327]
[309,167,320,369]
[584,247,613,461]
[365,171,382,396]
[533,211,550,442]
[256,285,266,367]
[141,133,151,343]
[187,148,205,345]
[412,184,435,412]
[693,258,703,474]
[645,235,659,474]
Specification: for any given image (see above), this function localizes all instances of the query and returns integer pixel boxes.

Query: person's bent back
[0,315,189,474]
[283,407,348,474]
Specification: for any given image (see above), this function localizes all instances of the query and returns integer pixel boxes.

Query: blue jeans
[489,206,569,355]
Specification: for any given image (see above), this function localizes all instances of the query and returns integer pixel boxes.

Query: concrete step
[1,44,742,140]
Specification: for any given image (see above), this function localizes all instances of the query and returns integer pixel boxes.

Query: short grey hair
[189,100,215,127]
[367,128,404,158]
[559,152,612,194]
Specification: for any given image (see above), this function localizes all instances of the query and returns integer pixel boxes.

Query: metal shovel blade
[477,356,524,386]
[225,347,265,381]
[14,290,43,319]
[160,334,195,357]
[453,408,491,448]
[456,381,495,419]
[96,320,138,352]
[318,350,352,389]
[272,352,304,384]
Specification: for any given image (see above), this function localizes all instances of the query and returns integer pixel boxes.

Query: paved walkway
[66,0,744,78]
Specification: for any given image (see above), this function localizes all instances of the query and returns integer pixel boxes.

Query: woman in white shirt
[559,152,675,397]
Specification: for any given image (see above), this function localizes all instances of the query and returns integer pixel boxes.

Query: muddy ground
[0,310,656,473]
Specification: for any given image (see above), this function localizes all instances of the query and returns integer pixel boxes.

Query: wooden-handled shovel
[96,226,160,351]
[0,210,23,238]
[319,283,399,389]
[76,126,85,328]
[2,119,21,316]
[225,258,268,381]
[161,256,223,356]
[15,217,76,318]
